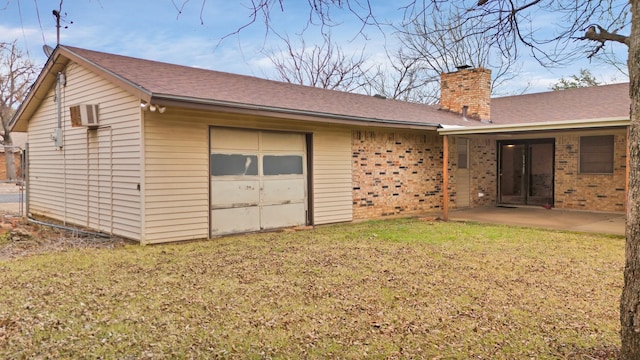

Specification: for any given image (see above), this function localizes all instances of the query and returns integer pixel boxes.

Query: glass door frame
[497,139,555,206]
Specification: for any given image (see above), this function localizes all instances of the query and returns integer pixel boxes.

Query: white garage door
[210,127,307,236]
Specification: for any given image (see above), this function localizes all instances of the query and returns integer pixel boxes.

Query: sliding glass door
[498,139,554,206]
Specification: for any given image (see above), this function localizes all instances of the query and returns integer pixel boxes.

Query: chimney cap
[455,65,472,70]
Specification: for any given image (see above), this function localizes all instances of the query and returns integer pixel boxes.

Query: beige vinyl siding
[27,62,142,239]
[142,115,209,244]
[142,109,353,244]
[312,130,353,224]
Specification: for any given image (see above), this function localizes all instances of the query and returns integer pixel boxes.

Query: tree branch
[580,24,629,46]
[575,24,629,59]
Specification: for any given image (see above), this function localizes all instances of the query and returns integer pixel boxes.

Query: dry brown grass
[0,219,623,359]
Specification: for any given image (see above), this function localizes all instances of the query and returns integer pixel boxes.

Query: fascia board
[437,117,630,135]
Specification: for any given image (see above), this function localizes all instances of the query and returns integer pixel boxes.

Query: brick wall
[352,130,454,219]
[352,129,625,217]
[554,133,626,212]
[468,138,497,207]
[440,68,492,121]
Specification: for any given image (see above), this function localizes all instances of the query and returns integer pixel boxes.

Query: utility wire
[16,0,32,61]
[33,0,48,46]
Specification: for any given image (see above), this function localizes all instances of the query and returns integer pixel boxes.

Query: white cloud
[0,25,39,42]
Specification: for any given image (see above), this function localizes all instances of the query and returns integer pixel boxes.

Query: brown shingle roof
[491,83,629,124]
[63,46,474,127]
[12,45,630,133]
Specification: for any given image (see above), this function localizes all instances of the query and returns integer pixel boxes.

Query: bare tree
[0,41,37,181]
[363,48,439,104]
[223,1,628,67]
[266,4,527,102]
[623,4,640,358]
[396,7,524,97]
[266,34,370,92]
[268,36,440,103]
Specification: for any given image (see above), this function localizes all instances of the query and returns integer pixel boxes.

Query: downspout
[53,72,65,146]
[442,135,449,221]
[109,126,114,236]
[54,72,66,223]
[139,107,147,245]
[24,143,29,218]
[86,130,90,226]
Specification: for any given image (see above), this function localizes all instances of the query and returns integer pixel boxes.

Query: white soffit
[437,117,630,135]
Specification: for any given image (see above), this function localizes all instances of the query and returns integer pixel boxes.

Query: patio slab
[448,206,625,236]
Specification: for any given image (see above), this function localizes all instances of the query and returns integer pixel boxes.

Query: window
[210,154,258,176]
[580,135,614,174]
[211,153,304,176]
[263,155,303,175]
[457,138,468,169]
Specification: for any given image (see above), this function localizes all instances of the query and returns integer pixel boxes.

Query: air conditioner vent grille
[69,104,99,128]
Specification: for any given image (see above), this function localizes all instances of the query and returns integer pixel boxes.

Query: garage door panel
[210,128,308,237]
[262,132,305,151]
[211,128,259,150]
[211,179,260,208]
[261,203,306,229]
[211,207,260,235]
[262,178,306,204]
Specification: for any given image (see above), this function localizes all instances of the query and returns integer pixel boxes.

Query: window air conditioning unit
[70,104,99,128]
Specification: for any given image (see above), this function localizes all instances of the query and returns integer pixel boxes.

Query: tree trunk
[620,1,640,358]
[2,132,16,181]
[0,113,17,181]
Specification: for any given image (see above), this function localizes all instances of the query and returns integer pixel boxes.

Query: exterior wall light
[140,101,166,113]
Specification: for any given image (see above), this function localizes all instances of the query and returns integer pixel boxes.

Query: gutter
[437,117,630,135]
[151,93,442,130]
[19,46,441,131]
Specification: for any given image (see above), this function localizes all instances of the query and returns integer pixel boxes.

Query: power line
[16,0,32,61]
[33,0,48,46]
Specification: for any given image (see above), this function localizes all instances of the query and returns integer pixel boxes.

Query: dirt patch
[0,213,131,261]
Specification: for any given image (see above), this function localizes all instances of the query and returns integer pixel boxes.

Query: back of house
[10,45,630,243]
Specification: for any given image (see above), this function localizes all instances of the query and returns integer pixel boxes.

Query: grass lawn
[0,219,623,359]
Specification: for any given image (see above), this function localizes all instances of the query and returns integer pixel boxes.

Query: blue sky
[0,0,630,95]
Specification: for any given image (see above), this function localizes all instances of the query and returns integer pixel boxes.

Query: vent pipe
[51,72,65,148]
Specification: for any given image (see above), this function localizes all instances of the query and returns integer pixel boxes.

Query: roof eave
[10,45,154,132]
[59,46,152,101]
[151,93,441,130]
[437,117,630,135]
[10,50,69,132]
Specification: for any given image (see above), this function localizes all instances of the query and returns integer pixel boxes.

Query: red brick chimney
[440,67,491,121]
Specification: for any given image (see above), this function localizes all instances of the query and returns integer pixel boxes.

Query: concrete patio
[448,206,625,236]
